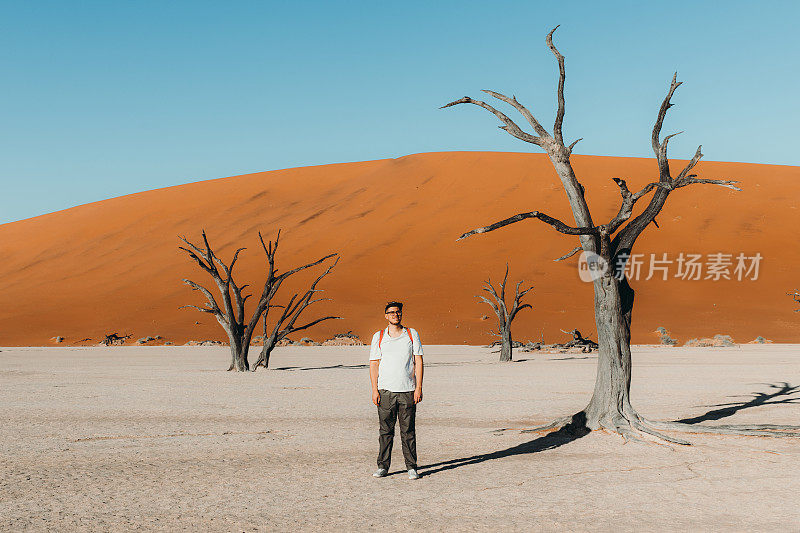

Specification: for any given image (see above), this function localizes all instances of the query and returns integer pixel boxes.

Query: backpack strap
[377,328,414,356]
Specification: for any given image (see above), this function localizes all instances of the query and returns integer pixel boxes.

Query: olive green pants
[377,389,417,470]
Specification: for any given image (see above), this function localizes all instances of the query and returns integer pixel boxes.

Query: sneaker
[407,468,419,480]
[373,468,388,478]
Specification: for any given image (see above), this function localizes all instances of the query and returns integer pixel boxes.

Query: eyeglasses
[386,311,402,315]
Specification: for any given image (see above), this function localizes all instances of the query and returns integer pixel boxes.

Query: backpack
[378,328,413,356]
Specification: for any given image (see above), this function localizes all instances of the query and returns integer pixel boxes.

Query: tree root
[630,418,692,445]
[518,416,573,434]
[643,418,800,439]
[498,411,800,446]
[611,424,649,445]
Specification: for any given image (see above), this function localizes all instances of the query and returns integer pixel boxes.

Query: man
[369,301,424,480]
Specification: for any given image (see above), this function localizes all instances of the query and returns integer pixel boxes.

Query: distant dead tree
[250,253,340,370]
[788,290,800,312]
[102,333,131,346]
[558,329,598,352]
[179,230,338,372]
[478,265,532,362]
[445,26,800,443]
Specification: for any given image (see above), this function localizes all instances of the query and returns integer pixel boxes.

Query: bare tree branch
[276,253,338,283]
[290,316,342,334]
[546,25,566,145]
[611,74,687,251]
[458,210,599,241]
[611,74,739,253]
[201,231,229,277]
[180,231,243,329]
[446,26,596,252]
[659,131,683,157]
[482,278,499,298]
[509,279,534,321]
[441,96,543,145]
[245,229,337,340]
[509,303,533,322]
[567,138,583,153]
[477,295,502,317]
[178,236,218,278]
[652,73,682,179]
[554,245,582,262]
[674,176,741,191]
[178,304,217,314]
[481,90,549,138]
[675,145,703,182]
[181,278,222,315]
[222,247,247,281]
[604,178,672,235]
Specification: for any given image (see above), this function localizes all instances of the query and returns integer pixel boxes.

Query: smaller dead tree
[788,290,800,312]
[102,333,131,346]
[559,329,599,352]
[179,230,337,371]
[478,265,533,362]
[251,256,341,370]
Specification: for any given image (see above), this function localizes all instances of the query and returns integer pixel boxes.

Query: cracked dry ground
[1,345,798,531]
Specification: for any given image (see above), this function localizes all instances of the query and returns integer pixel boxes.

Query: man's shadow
[416,412,590,477]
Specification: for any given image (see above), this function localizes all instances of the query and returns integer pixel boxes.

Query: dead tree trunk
[500,329,513,362]
[179,230,338,372]
[251,257,341,370]
[478,264,533,362]
[445,26,800,443]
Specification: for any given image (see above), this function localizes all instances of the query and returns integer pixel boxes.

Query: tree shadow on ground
[514,355,596,362]
[675,381,799,424]
[272,363,369,371]
[273,361,479,371]
[414,382,800,477]
[418,413,591,477]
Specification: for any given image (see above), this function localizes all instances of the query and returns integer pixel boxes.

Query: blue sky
[1,1,798,224]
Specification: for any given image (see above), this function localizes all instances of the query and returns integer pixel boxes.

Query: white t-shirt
[369,327,423,392]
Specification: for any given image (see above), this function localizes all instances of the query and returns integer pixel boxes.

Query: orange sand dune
[1,152,799,346]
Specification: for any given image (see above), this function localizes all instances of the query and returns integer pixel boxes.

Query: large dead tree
[478,265,532,362]
[251,255,340,370]
[179,230,338,371]
[445,26,800,444]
